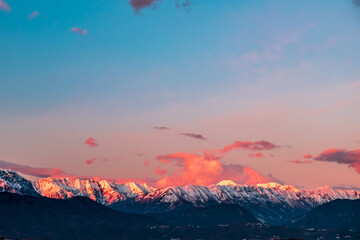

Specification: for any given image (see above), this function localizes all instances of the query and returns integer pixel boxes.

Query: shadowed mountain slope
[289,199,360,231]
[0,192,158,240]
[149,204,260,226]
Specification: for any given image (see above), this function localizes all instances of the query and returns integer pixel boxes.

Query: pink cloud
[155,166,167,175]
[155,152,274,187]
[71,27,87,35]
[28,11,39,20]
[179,133,207,140]
[248,153,264,158]
[303,154,313,159]
[288,159,313,164]
[85,158,96,165]
[314,148,360,173]
[154,140,281,187]
[84,137,98,147]
[0,0,11,12]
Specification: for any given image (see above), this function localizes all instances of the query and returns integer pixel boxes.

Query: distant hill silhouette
[0,192,158,240]
[149,204,260,226]
[0,192,359,240]
[289,199,360,231]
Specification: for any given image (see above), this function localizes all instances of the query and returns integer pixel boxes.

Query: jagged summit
[217,180,239,186]
[1,169,360,224]
[34,177,155,205]
[256,182,299,192]
[0,169,39,196]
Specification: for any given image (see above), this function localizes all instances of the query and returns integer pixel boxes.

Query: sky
[1,0,360,189]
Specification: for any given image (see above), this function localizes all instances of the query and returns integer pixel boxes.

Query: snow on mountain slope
[34,177,155,205]
[1,170,359,225]
[111,180,360,224]
[130,180,359,209]
[0,170,39,196]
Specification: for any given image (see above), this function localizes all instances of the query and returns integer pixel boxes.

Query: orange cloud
[155,152,223,187]
[84,137,98,147]
[314,148,360,173]
[155,166,167,175]
[154,140,280,187]
[303,154,313,159]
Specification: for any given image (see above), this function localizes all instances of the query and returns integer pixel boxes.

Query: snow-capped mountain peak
[1,169,359,225]
[34,177,155,205]
[0,170,39,196]
[217,180,239,186]
[256,182,299,192]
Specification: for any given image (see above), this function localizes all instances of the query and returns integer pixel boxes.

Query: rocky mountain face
[0,170,40,197]
[0,170,359,224]
[110,180,360,224]
[35,177,155,205]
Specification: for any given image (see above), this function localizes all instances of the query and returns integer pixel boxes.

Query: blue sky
[0,0,360,188]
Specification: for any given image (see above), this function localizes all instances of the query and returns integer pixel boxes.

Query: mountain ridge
[1,169,359,224]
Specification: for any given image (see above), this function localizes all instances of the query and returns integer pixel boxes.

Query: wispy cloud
[153,126,170,130]
[0,0,11,13]
[331,184,360,191]
[288,159,313,164]
[221,140,280,153]
[28,11,39,20]
[0,159,156,184]
[179,133,207,140]
[130,0,193,13]
[248,153,264,158]
[71,27,87,35]
[84,137,98,147]
[0,160,67,178]
[353,0,360,7]
[303,154,313,159]
[314,148,360,173]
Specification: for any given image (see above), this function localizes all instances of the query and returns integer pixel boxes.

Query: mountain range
[1,169,359,225]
